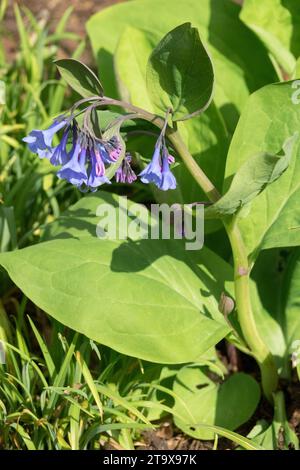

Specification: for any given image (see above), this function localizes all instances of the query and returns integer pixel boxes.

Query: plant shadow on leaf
[251,246,300,377]
[109,237,231,321]
[208,0,276,92]
[284,0,300,57]
[42,192,121,241]
[43,191,234,324]
[219,103,240,136]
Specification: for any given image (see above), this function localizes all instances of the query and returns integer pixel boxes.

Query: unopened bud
[218,292,235,316]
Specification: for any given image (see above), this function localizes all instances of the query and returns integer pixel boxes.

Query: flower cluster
[23,111,177,191]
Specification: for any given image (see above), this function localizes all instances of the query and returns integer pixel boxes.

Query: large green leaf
[173,366,260,440]
[251,248,300,378]
[0,192,231,364]
[86,0,277,133]
[114,26,158,113]
[146,23,214,121]
[225,82,300,259]
[240,0,300,76]
[295,57,300,78]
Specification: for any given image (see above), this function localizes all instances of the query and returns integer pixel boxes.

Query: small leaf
[207,132,299,217]
[146,23,214,121]
[55,58,103,98]
[173,366,260,440]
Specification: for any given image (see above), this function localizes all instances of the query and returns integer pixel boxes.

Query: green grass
[0,3,85,255]
[0,296,156,450]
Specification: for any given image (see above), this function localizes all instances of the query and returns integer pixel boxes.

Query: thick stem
[225,218,278,401]
[273,390,286,424]
[166,130,221,203]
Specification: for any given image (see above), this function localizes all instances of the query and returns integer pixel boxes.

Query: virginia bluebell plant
[23,100,177,192]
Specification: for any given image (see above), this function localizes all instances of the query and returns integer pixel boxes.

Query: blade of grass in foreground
[45,333,78,414]
[76,350,103,419]
[27,315,56,378]
[140,383,264,450]
[9,422,36,450]
[189,424,265,450]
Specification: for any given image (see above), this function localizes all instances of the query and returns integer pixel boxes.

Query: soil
[3,0,125,65]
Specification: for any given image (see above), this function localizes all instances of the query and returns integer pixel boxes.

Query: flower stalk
[225,217,278,402]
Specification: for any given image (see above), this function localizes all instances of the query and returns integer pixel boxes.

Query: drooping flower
[139,146,162,186]
[23,117,67,159]
[57,142,87,189]
[50,126,71,166]
[103,136,123,162]
[96,143,111,164]
[139,137,176,191]
[115,154,137,184]
[159,147,176,190]
[87,146,111,190]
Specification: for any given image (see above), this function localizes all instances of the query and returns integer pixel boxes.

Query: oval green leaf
[55,58,103,98]
[173,366,260,440]
[146,23,214,121]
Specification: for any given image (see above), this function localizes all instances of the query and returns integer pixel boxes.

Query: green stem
[167,129,221,202]
[273,390,286,424]
[225,218,278,402]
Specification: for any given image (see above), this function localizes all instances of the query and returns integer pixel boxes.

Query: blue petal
[159,154,176,190]
[50,128,70,166]
[139,146,162,185]
[57,144,87,187]
[23,130,48,154]
[87,157,111,189]
[159,171,177,190]
[97,143,111,164]
[23,119,67,158]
